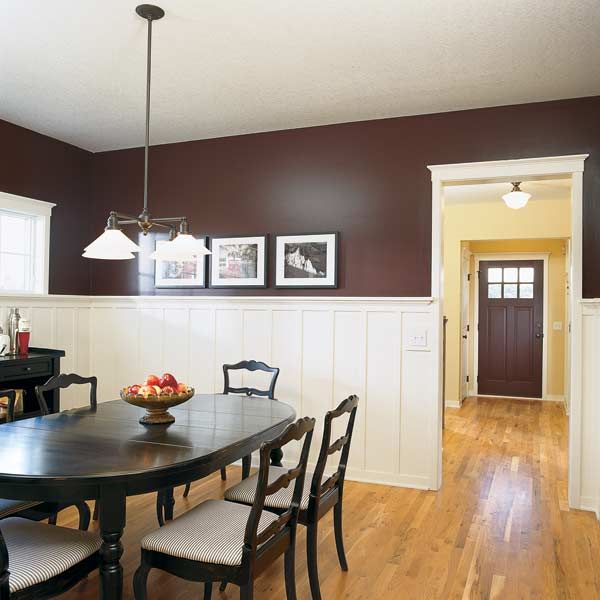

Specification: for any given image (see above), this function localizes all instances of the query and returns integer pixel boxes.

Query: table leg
[98,487,126,600]
[270,447,284,467]
[163,487,175,521]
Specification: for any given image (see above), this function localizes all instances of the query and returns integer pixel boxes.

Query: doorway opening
[429,155,587,510]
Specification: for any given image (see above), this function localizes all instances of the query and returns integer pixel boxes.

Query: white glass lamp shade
[150,234,211,261]
[83,229,141,260]
[502,184,531,210]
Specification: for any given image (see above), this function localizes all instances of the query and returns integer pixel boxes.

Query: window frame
[0,192,55,295]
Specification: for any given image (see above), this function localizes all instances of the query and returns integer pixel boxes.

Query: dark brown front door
[478,260,543,398]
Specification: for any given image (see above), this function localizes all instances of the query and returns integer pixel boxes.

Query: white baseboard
[445,399,462,409]
[544,394,566,402]
[578,496,600,519]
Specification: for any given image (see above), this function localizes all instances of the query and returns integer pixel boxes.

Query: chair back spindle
[243,417,315,557]
[223,360,280,399]
[309,395,359,511]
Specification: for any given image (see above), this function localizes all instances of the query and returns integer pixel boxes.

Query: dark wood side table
[0,347,65,420]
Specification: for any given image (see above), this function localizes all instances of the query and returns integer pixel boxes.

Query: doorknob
[535,333,544,338]
[462,335,468,339]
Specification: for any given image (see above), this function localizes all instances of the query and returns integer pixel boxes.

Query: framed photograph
[275,232,339,288]
[209,235,267,288]
[154,238,207,288]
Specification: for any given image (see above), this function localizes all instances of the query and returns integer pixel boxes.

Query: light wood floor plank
[55,396,599,599]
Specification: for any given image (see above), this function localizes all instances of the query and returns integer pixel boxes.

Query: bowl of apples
[121,373,194,425]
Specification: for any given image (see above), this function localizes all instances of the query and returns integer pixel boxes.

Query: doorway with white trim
[428,155,586,511]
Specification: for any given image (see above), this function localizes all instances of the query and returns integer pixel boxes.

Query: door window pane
[519,283,534,298]
[504,283,518,298]
[503,267,518,282]
[519,267,534,282]
[488,268,502,282]
[488,284,502,298]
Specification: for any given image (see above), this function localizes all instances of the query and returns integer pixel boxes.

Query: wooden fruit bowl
[120,388,194,425]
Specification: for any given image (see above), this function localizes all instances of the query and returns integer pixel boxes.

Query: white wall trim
[0,293,438,491]
[472,252,550,400]
[428,153,588,511]
[445,399,462,409]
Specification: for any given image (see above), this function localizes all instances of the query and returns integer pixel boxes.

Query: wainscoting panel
[581,301,600,516]
[2,295,600,508]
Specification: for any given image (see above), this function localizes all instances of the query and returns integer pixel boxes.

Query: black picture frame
[208,234,268,288]
[274,232,339,289]
[153,235,209,289]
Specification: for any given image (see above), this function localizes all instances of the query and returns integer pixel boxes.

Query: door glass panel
[488,284,502,298]
[504,283,518,298]
[503,267,518,282]
[488,268,502,283]
[519,283,534,298]
[519,267,534,282]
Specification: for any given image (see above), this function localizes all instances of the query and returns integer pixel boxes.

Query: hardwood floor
[57,396,600,599]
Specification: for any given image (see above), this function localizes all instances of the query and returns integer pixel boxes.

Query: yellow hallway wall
[443,196,570,404]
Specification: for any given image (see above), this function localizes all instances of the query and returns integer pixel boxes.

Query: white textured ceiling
[444,179,571,205]
[2,0,599,152]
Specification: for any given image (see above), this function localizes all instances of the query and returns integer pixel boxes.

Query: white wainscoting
[581,300,600,517]
[0,295,437,490]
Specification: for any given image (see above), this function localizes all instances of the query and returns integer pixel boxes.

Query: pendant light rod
[143,12,153,213]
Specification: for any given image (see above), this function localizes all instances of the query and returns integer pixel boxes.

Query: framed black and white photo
[275,232,338,288]
[154,238,207,288]
[209,235,267,288]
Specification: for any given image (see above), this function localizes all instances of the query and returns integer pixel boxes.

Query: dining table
[0,393,295,599]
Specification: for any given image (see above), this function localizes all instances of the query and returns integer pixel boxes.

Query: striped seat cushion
[0,499,41,519]
[141,499,279,567]
[224,466,313,510]
[1,517,101,592]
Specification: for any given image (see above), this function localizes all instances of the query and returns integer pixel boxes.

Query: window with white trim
[0,193,54,294]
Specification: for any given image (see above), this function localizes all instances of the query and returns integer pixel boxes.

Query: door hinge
[467,273,471,281]
[466,375,470,383]
[466,324,470,332]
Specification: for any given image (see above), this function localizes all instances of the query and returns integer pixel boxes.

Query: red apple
[146,374,160,387]
[139,385,157,397]
[128,384,140,395]
[159,373,178,389]
[161,385,175,395]
[176,383,188,394]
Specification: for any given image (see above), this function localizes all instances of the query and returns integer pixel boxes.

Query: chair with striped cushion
[133,416,315,600]
[0,517,101,598]
[0,389,90,530]
[160,360,280,529]
[225,395,359,600]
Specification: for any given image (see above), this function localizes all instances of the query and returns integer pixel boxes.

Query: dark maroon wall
[89,96,600,297]
[0,120,92,295]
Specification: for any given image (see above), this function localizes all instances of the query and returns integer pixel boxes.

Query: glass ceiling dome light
[83,4,206,262]
[502,182,531,210]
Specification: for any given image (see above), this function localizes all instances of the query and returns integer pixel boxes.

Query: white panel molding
[0,294,436,490]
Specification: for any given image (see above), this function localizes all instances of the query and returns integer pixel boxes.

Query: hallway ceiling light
[83,5,210,261]
[502,182,531,210]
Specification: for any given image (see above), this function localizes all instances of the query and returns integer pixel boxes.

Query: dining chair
[156,360,281,527]
[0,388,91,531]
[224,394,359,600]
[35,373,98,528]
[0,517,101,598]
[133,416,315,600]
[180,359,280,497]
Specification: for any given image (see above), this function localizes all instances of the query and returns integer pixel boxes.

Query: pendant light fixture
[502,182,531,210]
[83,4,210,261]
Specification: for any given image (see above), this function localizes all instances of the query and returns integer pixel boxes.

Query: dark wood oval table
[0,394,295,599]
